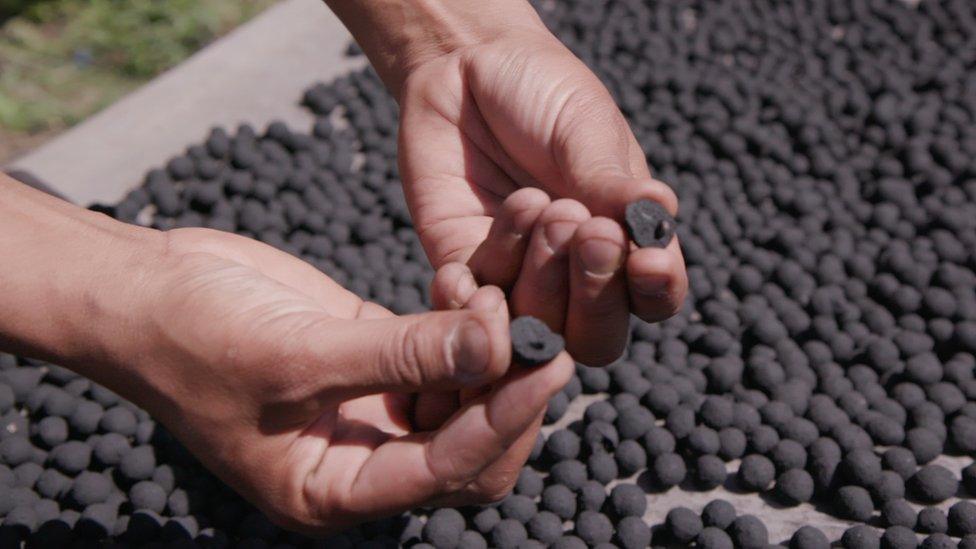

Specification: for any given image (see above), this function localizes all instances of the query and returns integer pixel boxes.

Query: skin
[0,0,687,534]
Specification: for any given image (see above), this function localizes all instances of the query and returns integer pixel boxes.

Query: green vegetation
[0,0,275,160]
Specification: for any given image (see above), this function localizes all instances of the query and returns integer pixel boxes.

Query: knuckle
[385,321,429,387]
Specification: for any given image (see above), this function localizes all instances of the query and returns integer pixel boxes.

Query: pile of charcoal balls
[5,0,976,546]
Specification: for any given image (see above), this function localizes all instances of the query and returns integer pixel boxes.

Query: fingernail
[452,319,491,382]
[543,221,578,254]
[455,272,478,306]
[578,239,624,276]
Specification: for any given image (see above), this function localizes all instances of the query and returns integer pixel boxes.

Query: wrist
[326,0,549,98]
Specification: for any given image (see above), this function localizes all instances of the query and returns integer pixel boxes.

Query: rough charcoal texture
[625,199,675,248]
[3,0,976,545]
[510,316,565,367]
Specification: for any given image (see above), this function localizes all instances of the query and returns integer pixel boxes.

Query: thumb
[310,307,512,397]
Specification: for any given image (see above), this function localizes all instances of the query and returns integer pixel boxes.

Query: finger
[565,217,630,366]
[338,352,573,515]
[309,308,511,396]
[413,392,460,431]
[458,285,508,404]
[467,187,551,289]
[430,262,479,311]
[627,237,689,323]
[511,199,591,331]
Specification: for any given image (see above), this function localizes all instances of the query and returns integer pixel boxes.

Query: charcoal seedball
[70,471,112,507]
[873,471,906,503]
[881,526,918,549]
[642,426,676,457]
[130,481,167,513]
[701,499,736,529]
[694,454,727,489]
[458,530,487,549]
[587,451,618,484]
[882,448,918,480]
[962,536,976,549]
[791,526,830,549]
[472,508,500,535]
[48,440,91,475]
[541,485,576,520]
[775,469,814,504]
[652,452,686,488]
[551,536,587,549]
[728,515,769,549]
[616,516,651,549]
[549,459,587,491]
[515,468,543,498]
[527,511,562,545]
[882,499,917,529]
[423,508,465,548]
[575,511,614,545]
[771,440,808,472]
[99,406,137,437]
[625,199,675,248]
[843,525,881,549]
[510,316,564,366]
[837,485,875,522]
[35,416,68,448]
[546,429,581,461]
[738,454,776,492]
[920,534,954,549]
[578,480,606,512]
[842,448,883,487]
[917,507,948,534]
[698,526,734,549]
[905,428,943,464]
[949,501,976,536]
[666,506,703,544]
[119,445,156,482]
[500,494,537,524]
[614,439,646,476]
[909,465,958,503]
[609,483,646,518]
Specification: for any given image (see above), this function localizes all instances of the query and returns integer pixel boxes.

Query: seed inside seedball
[625,199,675,248]
[510,316,564,366]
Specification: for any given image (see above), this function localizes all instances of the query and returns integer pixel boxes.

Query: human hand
[396,30,688,366]
[78,227,573,534]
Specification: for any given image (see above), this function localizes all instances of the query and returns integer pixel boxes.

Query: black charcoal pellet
[625,199,675,248]
[701,499,736,530]
[510,316,564,366]
[910,466,958,503]
[699,527,735,549]
[609,483,646,518]
[615,516,651,549]
[917,507,948,534]
[776,469,814,504]
[738,454,775,492]
[881,526,918,549]
[949,501,976,536]
[577,480,606,513]
[575,511,613,545]
[665,506,702,544]
[790,526,830,549]
[527,511,562,545]
[423,508,465,548]
[728,515,769,549]
[882,499,917,529]
[837,485,875,522]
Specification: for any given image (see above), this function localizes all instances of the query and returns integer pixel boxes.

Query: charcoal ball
[652,452,686,488]
[686,426,721,455]
[949,501,976,536]
[665,406,696,439]
[837,485,875,522]
[771,440,807,472]
[882,448,918,480]
[718,427,747,460]
[551,535,587,549]
[614,440,646,476]
[920,534,954,549]
[69,472,112,507]
[738,454,775,491]
[0,436,33,467]
[587,451,618,484]
[35,417,68,449]
[546,429,581,461]
[583,421,619,453]
[575,511,613,545]
[909,466,958,503]
[615,516,651,549]
[642,426,676,457]
[880,526,918,549]
[609,483,646,518]
[119,446,156,482]
[48,441,91,475]
[842,449,883,486]
[698,526,734,549]
[873,471,907,503]
[728,515,768,549]
[843,525,881,549]
[701,499,736,529]
[130,481,167,513]
[549,460,587,491]
[700,396,734,429]
[747,426,780,454]
[500,494,536,524]
[775,469,814,504]
[423,508,465,548]
[458,530,487,549]
[577,480,606,512]
[616,406,654,440]
[905,428,943,464]
[918,507,948,534]
[666,507,702,543]
[510,316,564,367]
[625,199,675,248]
[515,468,543,498]
[541,485,576,520]
[527,511,562,545]
[790,526,830,549]
[472,508,500,535]
[882,499,917,529]
[35,469,71,500]
[92,433,130,467]
[693,454,727,489]
[99,406,137,437]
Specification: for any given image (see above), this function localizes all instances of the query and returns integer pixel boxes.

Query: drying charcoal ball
[842,449,883,487]
[546,429,581,462]
[583,421,619,453]
[873,471,907,503]
[70,471,112,507]
[472,508,501,535]
[693,455,727,489]
[99,406,137,437]
[35,417,68,449]
[584,400,618,424]
[917,507,948,534]
[510,317,564,367]
[701,499,736,529]
[905,428,943,464]
[35,468,72,500]
[665,406,696,439]
[541,485,576,520]
[515,468,543,498]
[587,451,618,484]
[129,481,167,513]
[69,400,104,435]
[962,536,976,549]
[747,425,780,454]
[609,483,646,518]
[698,526,734,549]
[790,526,830,549]
[718,428,747,460]
[951,416,976,453]
[625,199,675,248]
[643,384,680,416]
[616,406,654,440]
[771,440,808,472]
[574,511,614,545]
[578,480,606,512]
[882,448,918,480]
[545,392,570,423]
[909,465,958,503]
[643,426,676,457]
[920,534,954,549]
[728,515,768,549]
[551,536,587,549]
[665,507,702,544]
[965,462,976,494]
[423,508,465,548]
[499,494,537,524]
[652,452,686,488]
[578,365,610,393]
[491,519,528,549]
[949,501,976,536]
[93,433,130,467]
[842,525,881,549]
[14,462,43,488]
[738,454,775,492]
[527,511,563,545]
[775,469,814,504]
[1,436,33,467]
[686,426,721,455]
[119,445,156,482]
[880,526,918,549]
[48,441,91,475]
[549,460,587,491]
[614,440,646,476]
[699,396,734,430]
[882,499,917,529]
[458,530,487,549]
[837,485,875,522]
[615,516,651,549]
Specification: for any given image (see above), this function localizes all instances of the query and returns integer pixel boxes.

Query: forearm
[0,174,164,380]
[324,0,547,97]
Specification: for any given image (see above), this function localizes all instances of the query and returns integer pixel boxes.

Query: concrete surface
[6,0,365,206]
